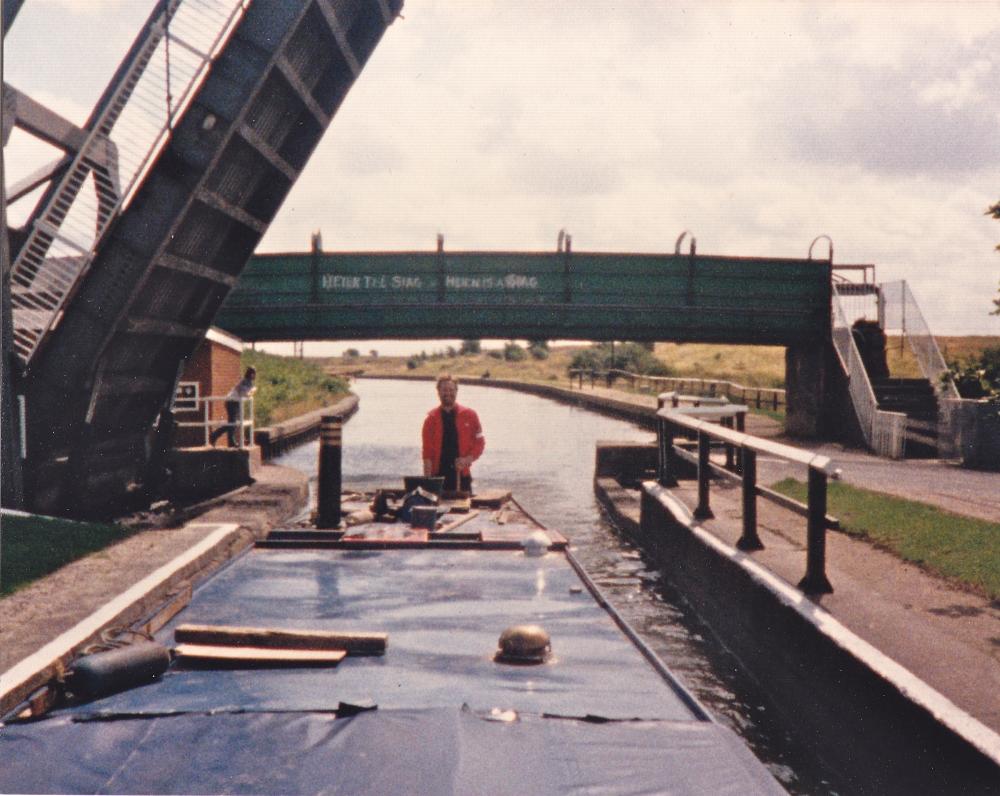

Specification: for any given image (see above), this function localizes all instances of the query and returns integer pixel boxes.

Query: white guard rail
[173,395,254,449]
[832,288,907,458]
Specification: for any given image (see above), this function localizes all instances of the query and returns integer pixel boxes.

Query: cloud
[763,41,1000,175]
[29,0,130,14]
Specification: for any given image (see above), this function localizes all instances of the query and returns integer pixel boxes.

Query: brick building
[174,327,246,447]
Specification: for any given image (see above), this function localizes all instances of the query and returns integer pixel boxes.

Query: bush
[503,341,527,362]
[528,340,549,360]
[567,342,673,377]
[612,342,673,376]
[460,339,482,355]
[344,348,360,359]
[406,357,421,370]
[487,349,503,360]
[568,347,605,372]
[945,345,1000,401]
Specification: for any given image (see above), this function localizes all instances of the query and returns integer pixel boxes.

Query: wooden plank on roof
[174,644,346,665]
[174,623,387,654]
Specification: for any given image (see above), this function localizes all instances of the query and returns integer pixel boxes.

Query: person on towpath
[422,373,485,492]
[210,367,256,448]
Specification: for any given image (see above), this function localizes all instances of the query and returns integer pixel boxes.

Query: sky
[4,0,999,357]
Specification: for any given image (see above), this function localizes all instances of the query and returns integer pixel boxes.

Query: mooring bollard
[317,414,343,529]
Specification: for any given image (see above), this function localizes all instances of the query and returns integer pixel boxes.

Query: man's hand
[455,456,473,472]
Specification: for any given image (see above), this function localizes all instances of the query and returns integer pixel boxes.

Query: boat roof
[0,498,784,794]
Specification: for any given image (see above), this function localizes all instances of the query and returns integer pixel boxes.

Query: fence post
[735,411,746,473]
[722,416,735,470]
[736,448,763,551]
[694,429,713,519]
[235,400,244,449]
[798,467,833,594]
[316,415,343,529]
[657,417,678,487]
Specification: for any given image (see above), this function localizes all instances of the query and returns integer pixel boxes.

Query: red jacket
[422,404,485,476]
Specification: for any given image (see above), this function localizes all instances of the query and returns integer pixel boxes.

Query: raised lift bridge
[3,1,952,518]
[3,0,402,514]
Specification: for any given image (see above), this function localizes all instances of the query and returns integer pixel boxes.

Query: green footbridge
[216,245,833,345]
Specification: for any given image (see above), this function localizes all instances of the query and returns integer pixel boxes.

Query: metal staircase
[10,0,402,515]
[832,278,958,459]
[871,378,940,457]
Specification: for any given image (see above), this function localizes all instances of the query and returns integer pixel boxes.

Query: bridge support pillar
[785,343,831,439]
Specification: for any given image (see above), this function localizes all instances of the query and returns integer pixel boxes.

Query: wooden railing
[568,369,786,411]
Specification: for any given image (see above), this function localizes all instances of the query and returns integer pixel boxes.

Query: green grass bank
[772,479,1000,599]
[243,349,350,426]
[1,512,130,596]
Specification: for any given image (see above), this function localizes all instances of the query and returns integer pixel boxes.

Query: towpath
[567,379,1000,749]
[564,379,1000,523]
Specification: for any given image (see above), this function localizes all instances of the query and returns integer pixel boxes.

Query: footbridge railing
[656,406,838,594]
[879,280,959,403]
[9,0,249,363]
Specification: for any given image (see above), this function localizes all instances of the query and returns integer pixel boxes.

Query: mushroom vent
[494,624,551,665]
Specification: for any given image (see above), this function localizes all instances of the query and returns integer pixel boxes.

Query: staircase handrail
[881,280,960,402]
[9,0,249,365]
[831,288,907,457]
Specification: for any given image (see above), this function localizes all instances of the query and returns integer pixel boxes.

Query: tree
[989,200,1000,315]
[459,339,481,355]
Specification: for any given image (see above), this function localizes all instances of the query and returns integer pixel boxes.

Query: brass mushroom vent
[494,624,551,665]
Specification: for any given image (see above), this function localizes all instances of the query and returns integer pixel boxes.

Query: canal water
[275,378,844,794]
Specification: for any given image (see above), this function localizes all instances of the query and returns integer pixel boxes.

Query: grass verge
[243,350,350,426]
[1,512,131,596]
[770,479,1000,599]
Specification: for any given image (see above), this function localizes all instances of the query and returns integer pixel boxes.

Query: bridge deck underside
[217,252,832,344]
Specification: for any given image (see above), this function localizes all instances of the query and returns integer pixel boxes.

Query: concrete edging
[0,524,249,718]
[622,479,1000,788]
[255,394,360,459]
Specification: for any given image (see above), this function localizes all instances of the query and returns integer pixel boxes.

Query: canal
[275,378,845,794]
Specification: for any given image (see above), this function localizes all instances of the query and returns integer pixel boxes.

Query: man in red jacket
[422,374,485,492]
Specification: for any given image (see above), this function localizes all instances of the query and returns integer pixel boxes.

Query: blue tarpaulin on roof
[0,707,783,795]
[0,547,784,793]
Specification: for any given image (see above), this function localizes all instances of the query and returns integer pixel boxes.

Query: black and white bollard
[317,414,343,529]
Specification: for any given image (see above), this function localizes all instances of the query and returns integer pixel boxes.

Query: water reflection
[275,378,840,795]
